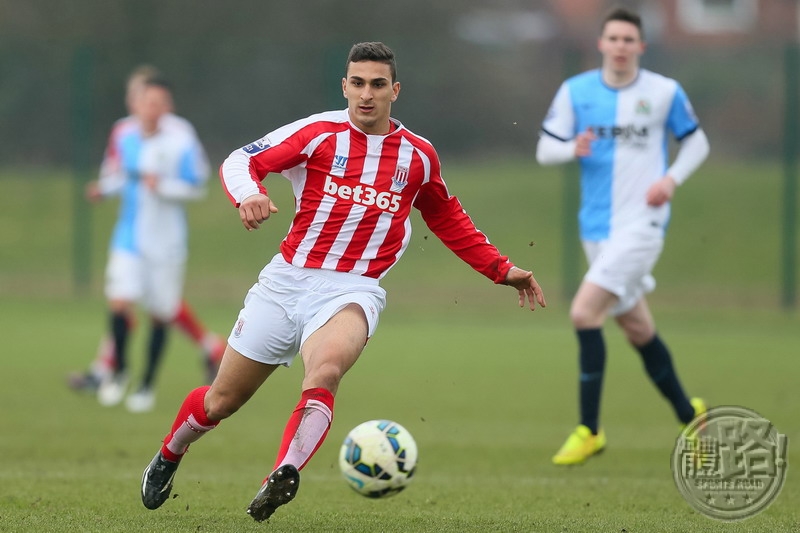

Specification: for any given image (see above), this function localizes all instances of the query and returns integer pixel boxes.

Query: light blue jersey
[100,114,209,262]
[541,69,700,241]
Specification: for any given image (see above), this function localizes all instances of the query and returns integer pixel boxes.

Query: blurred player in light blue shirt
[70,67,225,409]
[87,76,211,412]
[536,6,710,466]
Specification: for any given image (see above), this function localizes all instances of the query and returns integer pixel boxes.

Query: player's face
[138,85,172,134]
[125,76,148,115]
[598,20,645,78]
[342,61,400,135]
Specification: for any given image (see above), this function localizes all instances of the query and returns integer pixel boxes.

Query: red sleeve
[219,130,312,207]
[413,158,513,284]
[248,138,309,182]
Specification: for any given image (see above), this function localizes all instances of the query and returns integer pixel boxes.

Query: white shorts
[104,250,185,321]
[582,230,663,316]
[228,254,387,367]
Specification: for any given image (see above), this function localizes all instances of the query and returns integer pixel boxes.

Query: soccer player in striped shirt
[141,41,546,520]
[536,7,710,465]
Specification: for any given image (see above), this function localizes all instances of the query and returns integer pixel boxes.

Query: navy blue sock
[110,312,129,374]
[636,334,694,423]
[141,322,169,390]
[577,328,606,434]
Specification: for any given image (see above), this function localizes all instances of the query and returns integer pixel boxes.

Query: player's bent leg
[569,282,616,330]
[98,302,136,406]
[614,298,655,347]
[127,318,169,413]
[300,304,369,394]
[204,346,279,420]
[620,300,695,424]
[555,283,616,465]
[141,349,278,511]
[246,305,367,521]
[273,388,335,472]
[575,328,606,435]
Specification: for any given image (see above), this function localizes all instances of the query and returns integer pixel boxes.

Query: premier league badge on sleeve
[671,405,789,522]
[243,139,271,154]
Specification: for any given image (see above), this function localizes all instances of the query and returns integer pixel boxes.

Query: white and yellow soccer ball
[338,419,418,498]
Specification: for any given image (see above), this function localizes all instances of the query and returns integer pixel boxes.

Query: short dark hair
[602,6,644,40]
[345,41,397,82]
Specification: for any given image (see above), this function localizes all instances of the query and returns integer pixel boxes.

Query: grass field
[1,157,798,531]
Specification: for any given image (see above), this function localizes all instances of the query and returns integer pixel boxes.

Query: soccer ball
[338,419,418,498]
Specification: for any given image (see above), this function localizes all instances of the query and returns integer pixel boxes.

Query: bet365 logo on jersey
[324,175,401,213]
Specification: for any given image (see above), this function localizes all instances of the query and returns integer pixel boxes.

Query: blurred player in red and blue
[536,7,710,465]
[77,68,222,413]
[140,41,547,521]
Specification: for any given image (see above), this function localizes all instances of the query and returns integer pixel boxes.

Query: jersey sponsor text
[323,174,401,213]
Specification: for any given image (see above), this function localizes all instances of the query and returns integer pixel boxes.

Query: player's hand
[85,181,103,203]
[575,128,596,158]
[646,176,677,206]
[505,266,547,311]
[142,173,159,191]
[239,193,279,231]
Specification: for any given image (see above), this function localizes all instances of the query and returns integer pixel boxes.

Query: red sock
[271,388,334,474]
[161,386,219,462]
[173,300,206,344]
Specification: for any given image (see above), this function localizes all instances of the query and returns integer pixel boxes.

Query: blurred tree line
[0,0,791,168]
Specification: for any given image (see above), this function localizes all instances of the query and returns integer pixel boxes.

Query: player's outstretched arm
[239,194,278,231]
[504,266,547,311]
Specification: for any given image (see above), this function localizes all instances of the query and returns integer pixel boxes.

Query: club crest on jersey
[635,99,651,115]
[243,139,270,154]
[390,166,409,192]
[233,318,245,338]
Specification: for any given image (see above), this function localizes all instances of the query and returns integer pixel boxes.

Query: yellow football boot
[552,425,606,465]
[680,397,708,435]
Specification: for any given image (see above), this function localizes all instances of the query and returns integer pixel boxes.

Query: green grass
[1,299,798,532]
[0,158,798,531]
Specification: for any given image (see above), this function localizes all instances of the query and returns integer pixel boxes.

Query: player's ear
[390,82,400,102]
[342,78,347,98]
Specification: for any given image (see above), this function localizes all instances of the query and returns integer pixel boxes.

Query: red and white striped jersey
[220,109,512,283]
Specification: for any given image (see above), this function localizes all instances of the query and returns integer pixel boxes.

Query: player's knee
[303,361,345,393]
[621,321,654,347]
[109,300,134,316]
[204,389,245,420]
[570,305,602,329]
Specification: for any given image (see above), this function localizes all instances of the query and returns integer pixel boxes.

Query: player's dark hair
[346,42,397,82]
[602,6,644,40]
